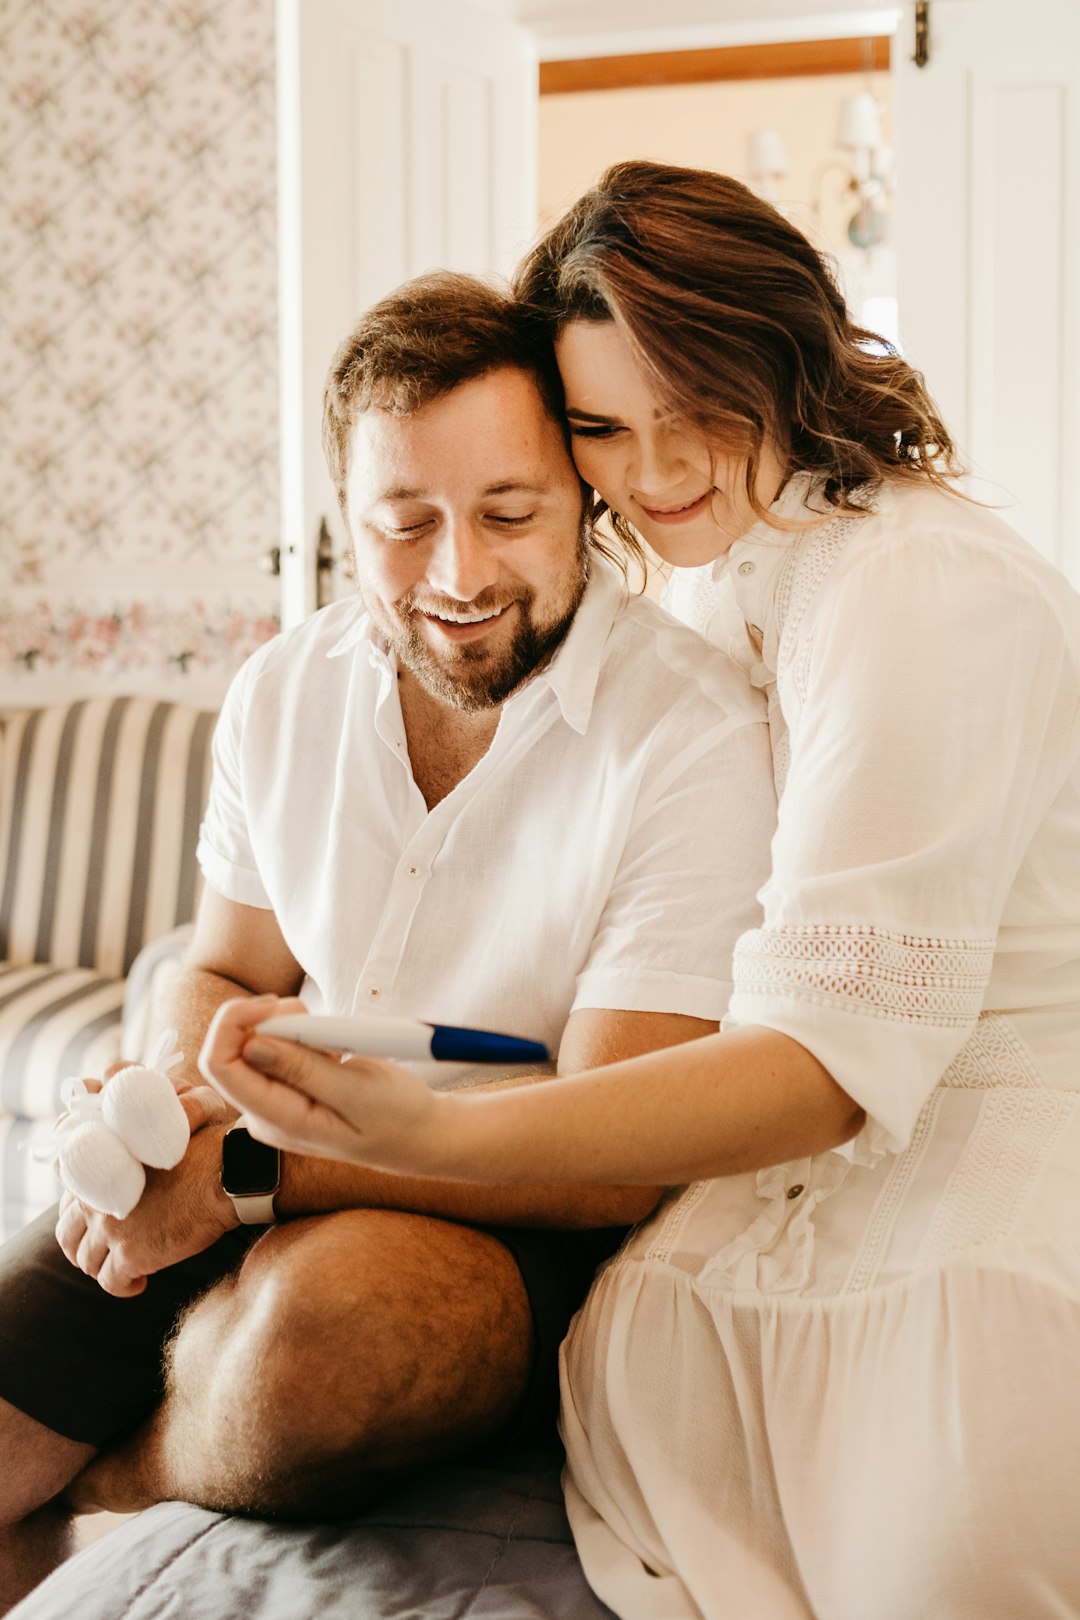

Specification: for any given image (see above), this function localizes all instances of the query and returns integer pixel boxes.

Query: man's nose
[425,520,500,601]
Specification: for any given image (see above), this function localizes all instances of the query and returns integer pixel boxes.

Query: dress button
[738,560,755,576]
[787,1183,804,1199]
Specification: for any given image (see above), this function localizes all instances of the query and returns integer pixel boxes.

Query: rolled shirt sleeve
[196,646,275,909]
[726,528,1080,1153]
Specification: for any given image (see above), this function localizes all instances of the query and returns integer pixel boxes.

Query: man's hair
[513,159,965,538]
[322,271,567,517]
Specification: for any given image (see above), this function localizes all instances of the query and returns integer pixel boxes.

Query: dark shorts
[0,1206,626,1450]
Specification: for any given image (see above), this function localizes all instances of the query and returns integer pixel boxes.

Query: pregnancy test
[254,1013,549,1065]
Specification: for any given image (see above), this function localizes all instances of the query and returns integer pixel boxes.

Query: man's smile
[415,602,515,643]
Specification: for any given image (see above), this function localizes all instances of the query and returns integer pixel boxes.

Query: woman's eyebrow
[564,406,619,423]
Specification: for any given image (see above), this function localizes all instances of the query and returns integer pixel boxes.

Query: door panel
[893,0,1080,580]
[280,0,537,624]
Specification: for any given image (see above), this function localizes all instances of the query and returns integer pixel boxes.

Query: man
[0,273,775,1612]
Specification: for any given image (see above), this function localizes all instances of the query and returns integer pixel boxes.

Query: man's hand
[200,997,440,1174]
[55,1090,238,1298]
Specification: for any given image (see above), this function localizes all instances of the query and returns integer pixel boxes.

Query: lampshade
[746,127,789,180]
[837,91,882,152]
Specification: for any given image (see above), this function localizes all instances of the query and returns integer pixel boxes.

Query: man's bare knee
[160,1211,533,1516]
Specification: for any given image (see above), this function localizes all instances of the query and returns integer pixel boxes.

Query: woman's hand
[198,997,441,1171]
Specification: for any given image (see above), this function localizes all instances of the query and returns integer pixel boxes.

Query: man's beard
[384,543,589,714]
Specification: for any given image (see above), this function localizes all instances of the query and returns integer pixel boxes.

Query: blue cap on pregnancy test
[428,1025,549,1064]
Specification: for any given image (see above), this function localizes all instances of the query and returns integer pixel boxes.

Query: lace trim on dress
[733,924,995,1027]
[774,512,866,668]
[916,1088,1079,1266]
[843,1088,947,1292]
[766,689,791,795]
[788,635,816,708]
[843,1013,1053,1290]
[641,1180,712,1264]
[767,508,869,792]
[938,1009,1043,1087]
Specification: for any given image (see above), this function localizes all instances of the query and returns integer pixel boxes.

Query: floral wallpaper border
[0,597,279,679]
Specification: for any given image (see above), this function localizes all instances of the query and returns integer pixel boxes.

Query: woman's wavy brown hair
[514,160,964,544]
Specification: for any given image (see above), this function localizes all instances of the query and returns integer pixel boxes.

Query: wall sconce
[746,127,789,203]
[748,79,893,253]
[835,89,892,249]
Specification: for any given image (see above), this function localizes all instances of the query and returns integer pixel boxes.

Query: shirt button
[738,560,756,576]
[407,865,418,877]
[787,1183,805,1199]
[368,987,380,998]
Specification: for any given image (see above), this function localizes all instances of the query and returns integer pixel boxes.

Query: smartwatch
[221,1124,281,1224]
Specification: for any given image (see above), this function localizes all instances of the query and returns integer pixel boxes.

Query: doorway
[537,31,898,343]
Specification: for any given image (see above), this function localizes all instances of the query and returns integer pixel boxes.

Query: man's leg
[74,1209,536,1520]
[0,1403,95,1615]
[0,1209,262,1614]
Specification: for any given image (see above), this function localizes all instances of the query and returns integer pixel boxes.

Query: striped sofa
[0,696,216,1237]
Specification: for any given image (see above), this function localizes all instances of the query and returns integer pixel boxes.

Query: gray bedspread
[11,1446,618,1619]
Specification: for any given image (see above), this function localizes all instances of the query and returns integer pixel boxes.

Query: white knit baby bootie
[41,1028,190,1219]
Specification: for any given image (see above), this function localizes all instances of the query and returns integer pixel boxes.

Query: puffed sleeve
[725,527,1080,1153]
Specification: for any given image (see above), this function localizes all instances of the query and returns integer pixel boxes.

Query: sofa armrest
[121,924,194,1063]
[0,697,215,981]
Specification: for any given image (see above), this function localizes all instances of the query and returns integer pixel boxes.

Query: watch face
[222,1127,280,1196]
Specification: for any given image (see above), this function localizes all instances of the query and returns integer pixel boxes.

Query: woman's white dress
[559,476,1080,1620]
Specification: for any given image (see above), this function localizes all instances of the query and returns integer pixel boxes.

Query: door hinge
[316,516,336,609]
[913,0,930,68]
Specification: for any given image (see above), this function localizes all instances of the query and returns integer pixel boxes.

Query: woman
[204,163,1080,1619]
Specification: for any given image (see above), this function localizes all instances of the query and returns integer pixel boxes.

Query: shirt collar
[523,555,625,736]
[325,599,378,660]
[321,557,626,736]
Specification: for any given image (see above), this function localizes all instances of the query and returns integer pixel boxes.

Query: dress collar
[721,471,828,637]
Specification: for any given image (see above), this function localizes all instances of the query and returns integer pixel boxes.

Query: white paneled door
[893,0,1080,582]
[278,0,537,625]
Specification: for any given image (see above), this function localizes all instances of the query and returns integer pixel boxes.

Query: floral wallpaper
[0,597,281,677]
[0,0,281,704]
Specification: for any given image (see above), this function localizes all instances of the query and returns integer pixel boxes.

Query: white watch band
[228,1190,277,1225]
[222,1123,280,1225]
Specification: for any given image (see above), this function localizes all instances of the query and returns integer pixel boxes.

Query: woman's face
[554,319,786,567]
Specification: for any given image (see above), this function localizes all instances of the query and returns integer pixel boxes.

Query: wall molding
[539,34,890,94]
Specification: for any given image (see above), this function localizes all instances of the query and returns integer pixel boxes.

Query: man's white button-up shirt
[197,561,776,1083]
